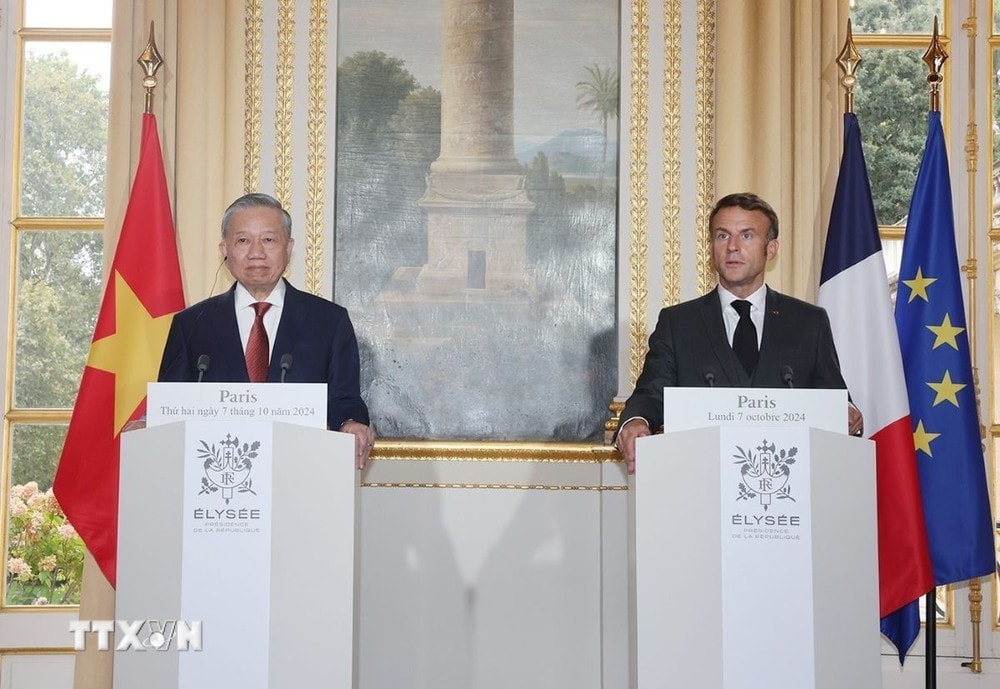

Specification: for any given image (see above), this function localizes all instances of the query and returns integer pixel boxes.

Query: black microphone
[196,355,210,382]
[781,365,795,388]
[279,354,293,383]
[703,368,716,387]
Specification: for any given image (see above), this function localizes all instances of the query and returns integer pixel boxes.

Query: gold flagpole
[835,19,861,116]
[137,22,163,114]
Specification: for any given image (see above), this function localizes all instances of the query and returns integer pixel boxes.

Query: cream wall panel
[0,654,74,689]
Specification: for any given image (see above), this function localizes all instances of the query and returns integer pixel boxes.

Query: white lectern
[634,388,880,689]
[115,384,357,689]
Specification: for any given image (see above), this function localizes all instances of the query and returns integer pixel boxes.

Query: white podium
[115,384,356,689]
[634,389,880,689]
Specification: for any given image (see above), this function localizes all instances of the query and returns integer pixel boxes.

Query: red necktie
[245,302,272,382]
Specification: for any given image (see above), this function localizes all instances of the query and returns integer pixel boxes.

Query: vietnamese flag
[53,113,185,586]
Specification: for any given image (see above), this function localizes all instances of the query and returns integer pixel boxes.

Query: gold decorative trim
[371,440,619,462]
[244,0,263,192]
[852,34,952,49]
[13,218,104,230]
[5,409,72,422]
[363,482,627,491]
[0,604,78,614]
[274,0,295,207]
[629,0,650,387]
[960,3,987,670]
[0,647,75,654]
[365,441,624,490]
[695,0,716,293]
[662,0,681,307]
[304,0,327,295]
[964,122,978,174]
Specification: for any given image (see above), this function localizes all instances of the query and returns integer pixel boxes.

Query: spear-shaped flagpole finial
[137,21,164,114]
[836,19,862,115]
[923,15,949,113]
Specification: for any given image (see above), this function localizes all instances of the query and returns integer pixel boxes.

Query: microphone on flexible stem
[196,355,210,382]
[279,354,293,383]
[781,365,795,389]
[703,368,716,387]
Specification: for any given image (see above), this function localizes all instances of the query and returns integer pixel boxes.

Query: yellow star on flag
[926,370,966,407]
[87,271,176,435]
[902,267,936,303]
[926,313,963,350]
[912,419,940,456]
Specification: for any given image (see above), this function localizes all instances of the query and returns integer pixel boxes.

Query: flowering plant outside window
[6,482,83,605]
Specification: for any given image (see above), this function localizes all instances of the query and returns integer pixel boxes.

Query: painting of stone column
[335,0,618,441]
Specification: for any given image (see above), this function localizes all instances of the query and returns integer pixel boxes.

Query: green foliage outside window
[6,482,84,605]
[850,2,941,226]
[21,50,108,217]
[851,0,940,34]
[853,49,928,226]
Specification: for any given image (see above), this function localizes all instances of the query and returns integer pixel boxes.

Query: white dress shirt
[718,283,766,348]
[233,280,286,357]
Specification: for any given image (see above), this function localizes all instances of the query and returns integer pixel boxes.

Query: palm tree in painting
[575,64,619,189]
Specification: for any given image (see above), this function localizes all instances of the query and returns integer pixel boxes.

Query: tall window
[2,0,112,607]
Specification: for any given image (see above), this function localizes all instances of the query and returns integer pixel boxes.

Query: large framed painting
[334,0,620,441]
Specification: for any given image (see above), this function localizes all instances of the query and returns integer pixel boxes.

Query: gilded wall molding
[364,482,627,490]
[244,0,263,193]
[695,0,715,294]
[274,0,295,208]
[305,0,328,295]
[662,0,682,307]
[370,440,618,462]
[629,0,651,388]
[364,441,623,490]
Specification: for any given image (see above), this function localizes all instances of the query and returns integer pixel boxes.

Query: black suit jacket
[618,287,847,433]
[158,280,369,431]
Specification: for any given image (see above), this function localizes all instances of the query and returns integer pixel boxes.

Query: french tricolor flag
[818,113,934,661]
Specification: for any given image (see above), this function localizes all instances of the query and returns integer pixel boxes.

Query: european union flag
[893,112,995,592]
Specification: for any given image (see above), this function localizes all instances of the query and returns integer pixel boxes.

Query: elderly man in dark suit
[158,192,375,468]
[615,192,863,473]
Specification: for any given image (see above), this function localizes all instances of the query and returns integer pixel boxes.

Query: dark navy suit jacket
[618,287,847,434]
[158,279,369,431]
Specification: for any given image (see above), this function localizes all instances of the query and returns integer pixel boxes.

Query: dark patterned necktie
[245,302,271,382]
[731,299,758,376]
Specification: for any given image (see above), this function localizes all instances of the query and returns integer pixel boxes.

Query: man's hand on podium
[848,403,863,437]
[122,418,147,433]
[614,418,651,475]
[341,419,376,470]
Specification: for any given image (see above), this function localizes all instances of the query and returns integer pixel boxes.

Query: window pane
[851,0,942,34]
[855,48,928,226]
[881,236,903,281]
[5,423,83,606]
[19,42,109,217]
[13,230,102,408]
[23,0,112,29]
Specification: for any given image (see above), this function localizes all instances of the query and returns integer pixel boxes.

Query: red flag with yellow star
[53,113,184,585]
